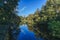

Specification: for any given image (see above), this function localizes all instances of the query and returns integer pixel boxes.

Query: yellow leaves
[43,16,47,20]
[28,20,32,24]
[27,17,30,20]
[47,7,54,12]
[35,19,38,22]
[35,15,39,17]
[58,7,60,12]
[38,17,40,20]
[55,0,60,4]
[35,17,40,22]
[28,26,33,31]
[50,0,54,4]
[29,14,34,18]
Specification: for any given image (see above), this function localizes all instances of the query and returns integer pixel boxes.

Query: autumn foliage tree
[25,0,60,40]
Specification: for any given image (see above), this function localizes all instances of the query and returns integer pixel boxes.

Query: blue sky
[17,0,47,17]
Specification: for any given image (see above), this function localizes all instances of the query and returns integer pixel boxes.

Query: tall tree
[30,0,60,40]
[0,0,21,40]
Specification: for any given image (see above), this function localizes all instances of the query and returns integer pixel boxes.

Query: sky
[17,0,47,17]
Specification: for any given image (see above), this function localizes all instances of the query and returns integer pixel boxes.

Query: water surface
[17,24,37,40]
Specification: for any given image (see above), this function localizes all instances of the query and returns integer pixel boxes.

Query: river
[17,24,44,40]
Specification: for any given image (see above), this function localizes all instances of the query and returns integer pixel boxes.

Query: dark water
[17,24,44,40]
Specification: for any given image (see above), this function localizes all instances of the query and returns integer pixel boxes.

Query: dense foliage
[23,0,60,40]
[0,0,21,40]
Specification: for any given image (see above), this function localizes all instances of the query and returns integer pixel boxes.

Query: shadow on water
[17,24,37,40]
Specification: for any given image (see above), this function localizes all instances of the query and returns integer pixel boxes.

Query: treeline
[26,0,60,40]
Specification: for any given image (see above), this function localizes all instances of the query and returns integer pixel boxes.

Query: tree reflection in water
[17,24,37,40]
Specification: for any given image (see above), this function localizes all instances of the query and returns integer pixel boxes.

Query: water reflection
[17,24,37,40]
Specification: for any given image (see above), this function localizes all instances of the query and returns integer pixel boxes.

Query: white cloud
[17,6,26,16]
[20,6,26,12]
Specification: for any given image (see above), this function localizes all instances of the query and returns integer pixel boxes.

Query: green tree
[0,0,21,40]
[48,20,60,40]
[31,0,60,40]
